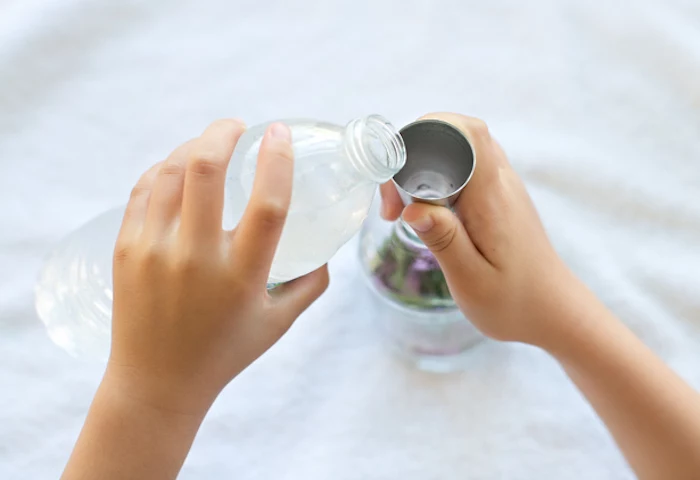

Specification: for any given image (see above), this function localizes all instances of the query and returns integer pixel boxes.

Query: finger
[181,119,247,240]
[118,162,162,242]
[402,203,491,279]
[144,139,197,235]
[379,182,404,221]
[231,123,294,284]
[267,265,330,333]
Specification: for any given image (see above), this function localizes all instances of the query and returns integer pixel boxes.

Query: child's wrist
[101,361,217,420]
[97,373,207,426]
[521,268,605,356]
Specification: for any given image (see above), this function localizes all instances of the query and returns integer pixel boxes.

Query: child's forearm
[541,280,700,480]
[61,373,206,480]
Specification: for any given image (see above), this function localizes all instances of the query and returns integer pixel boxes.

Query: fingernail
[270,123,291,142]
[405,214,434,232]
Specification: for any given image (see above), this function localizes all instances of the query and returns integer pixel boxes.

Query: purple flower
[403,269,422,295]
[412,250,440,272]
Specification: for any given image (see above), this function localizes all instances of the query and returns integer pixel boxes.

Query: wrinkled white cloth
[1,0,700,478]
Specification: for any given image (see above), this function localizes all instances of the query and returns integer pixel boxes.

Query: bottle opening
[345,115,406,183]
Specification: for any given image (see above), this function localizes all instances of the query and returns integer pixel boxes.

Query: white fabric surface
[2,0,700,478]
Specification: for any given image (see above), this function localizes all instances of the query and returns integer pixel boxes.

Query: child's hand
[382,113,700,480]
[380,113,575,347]
[107,120,329,415]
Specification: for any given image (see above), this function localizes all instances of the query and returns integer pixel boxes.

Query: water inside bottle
[236,124,377,282]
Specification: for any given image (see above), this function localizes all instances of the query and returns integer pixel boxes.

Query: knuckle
[171,251,200,275]
[468,118,490,139]
[169,238,209,275]
[209,118,246,133]
[265,141,294,164]
[129,185,150,201]
[139,242,168,268]
[158,162,185,177]
[255,200,289,227]
[187,151,225,177]
[113,241,133,265]
[426,225,457,253]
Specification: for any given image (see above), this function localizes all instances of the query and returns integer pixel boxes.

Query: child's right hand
[380,112,580,348]
[382,113,700,480]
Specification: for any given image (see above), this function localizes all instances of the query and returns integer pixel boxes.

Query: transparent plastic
[358,197,483,372]
[230,115,405,282]
[35,115,406,359]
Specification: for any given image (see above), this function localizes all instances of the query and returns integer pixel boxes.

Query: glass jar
[358,198,483,372]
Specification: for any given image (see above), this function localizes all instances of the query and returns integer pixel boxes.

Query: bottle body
[35,207,123,359]
[229,119,377,282]
[36,115,406,359]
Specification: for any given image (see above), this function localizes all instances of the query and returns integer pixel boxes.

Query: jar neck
[395,218,426,247]
[344,115,406,183]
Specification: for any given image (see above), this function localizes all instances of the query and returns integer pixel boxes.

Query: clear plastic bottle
[35,115,407,359]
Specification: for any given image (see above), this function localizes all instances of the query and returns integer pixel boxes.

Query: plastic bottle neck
[344,115,406,183]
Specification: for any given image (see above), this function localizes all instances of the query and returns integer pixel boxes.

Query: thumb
[402,203,486,280]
